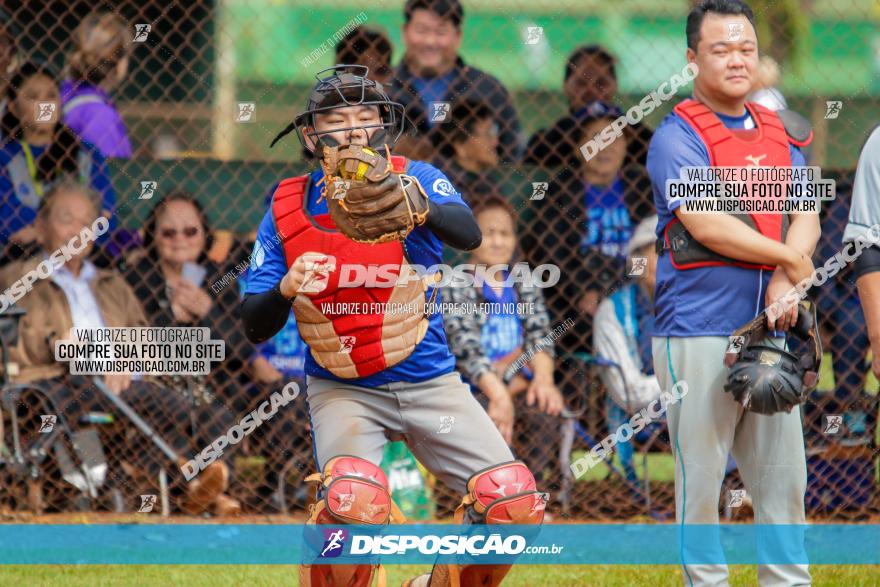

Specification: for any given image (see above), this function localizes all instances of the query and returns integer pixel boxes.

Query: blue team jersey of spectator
[411,72,454,129]
[647,105,806,337]
[245,160,467,386]
[0,140,116,244]
[480,282,523,362]
[582,176,633,259]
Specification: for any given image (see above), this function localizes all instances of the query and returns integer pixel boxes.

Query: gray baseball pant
[305,371,514,494]
[653,335,810,587]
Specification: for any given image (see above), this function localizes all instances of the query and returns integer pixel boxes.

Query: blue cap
[573,100,624,122]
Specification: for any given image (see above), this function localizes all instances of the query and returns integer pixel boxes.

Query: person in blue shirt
[648,2,818,586]
[522,100,654,356]
[0,61,115,263]
[388,0,522,164]
[241,65,544,587]
[442,194,563,490]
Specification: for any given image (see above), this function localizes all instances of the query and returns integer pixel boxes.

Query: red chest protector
[661,99,796,271]
[271,156,432,379]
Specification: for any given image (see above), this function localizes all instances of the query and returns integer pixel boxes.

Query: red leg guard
[405,461,546,587]
[299,455,404,587]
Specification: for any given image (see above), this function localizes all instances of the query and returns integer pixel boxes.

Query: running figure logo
[339,336,356,354]
[39,415,57,434]
[35,102,57,123]
[320,529,348,558]
[530,182,548,201]
[236,102,256,123]
[139,181,157,200]
[138,494,157,513]
[299,254,336,294]
[430,102,450,123]
[133,24,151,42]
[629,257,647,276]
[824,101,842,120]
[727,489,747,508]
[822,414,843,435]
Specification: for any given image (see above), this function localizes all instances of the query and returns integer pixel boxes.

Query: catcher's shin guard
[404,461,547,587]
[299,455,406,587]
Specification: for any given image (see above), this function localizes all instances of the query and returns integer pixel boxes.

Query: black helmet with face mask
[270,64,406,152]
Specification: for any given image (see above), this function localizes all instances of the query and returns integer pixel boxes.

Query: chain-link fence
[0,0,877,523]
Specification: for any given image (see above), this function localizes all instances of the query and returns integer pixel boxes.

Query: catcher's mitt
[723,300,822,415]
[320,144,430,244]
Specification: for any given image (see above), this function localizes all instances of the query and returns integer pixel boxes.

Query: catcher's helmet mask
[270,64,407,152]
[723,301,822,415]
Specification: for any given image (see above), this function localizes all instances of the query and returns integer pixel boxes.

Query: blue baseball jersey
[245,160,466,385]
[464,282,530,393]
[480,282,523,362]
[647,106,807,337]
[582,176,633,260]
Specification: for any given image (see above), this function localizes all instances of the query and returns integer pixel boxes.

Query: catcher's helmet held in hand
[270,64,406,152]
[723,301,822,415]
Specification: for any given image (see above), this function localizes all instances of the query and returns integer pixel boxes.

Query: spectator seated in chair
[442,194,564,487]
[0,61,116,267]
[593,215,665,484]
[430,99,502,207]
[0,181,238,515]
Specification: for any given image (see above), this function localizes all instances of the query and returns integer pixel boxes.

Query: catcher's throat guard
[723,300,822,415]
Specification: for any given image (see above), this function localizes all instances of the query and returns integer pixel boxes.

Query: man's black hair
[432,99,494,158]
[404,0,464,29]
[686,0,756,51]
[335,26,393,71]
[564,45,616,82]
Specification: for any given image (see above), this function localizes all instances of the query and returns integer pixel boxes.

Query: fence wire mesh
[0,0,877,523]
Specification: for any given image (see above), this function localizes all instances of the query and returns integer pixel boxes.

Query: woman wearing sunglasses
[122,194,258,514]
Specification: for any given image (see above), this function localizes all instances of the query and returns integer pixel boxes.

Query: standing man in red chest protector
[241,65,545,587]
[647,1,819,586]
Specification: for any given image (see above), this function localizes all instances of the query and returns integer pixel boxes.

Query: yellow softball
[343,147,377,180]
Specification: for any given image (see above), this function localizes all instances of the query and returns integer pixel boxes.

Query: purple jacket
[60,80,132,158]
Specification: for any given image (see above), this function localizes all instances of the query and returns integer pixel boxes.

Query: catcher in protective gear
[245,64,544,587]
[319,143,431,244]
[723,300,822,415]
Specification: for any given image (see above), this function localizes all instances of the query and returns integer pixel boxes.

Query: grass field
[1,564,878,586]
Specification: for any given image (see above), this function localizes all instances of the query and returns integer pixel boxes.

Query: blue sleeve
[244,208,289,295]
[401,161,470,265]
[410,160,468,208]
[88,147,117,233]
[646,115,710,227]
